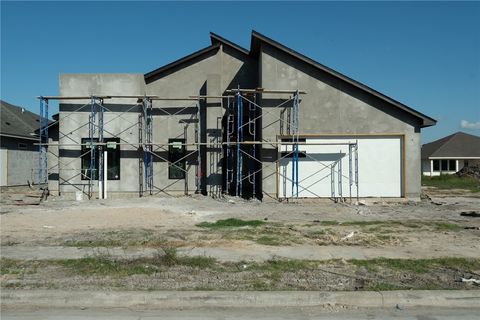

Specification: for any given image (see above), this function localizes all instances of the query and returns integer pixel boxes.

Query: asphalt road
[2,307,480,319]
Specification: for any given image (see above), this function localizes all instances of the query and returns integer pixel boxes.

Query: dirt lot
[1,187,480,291]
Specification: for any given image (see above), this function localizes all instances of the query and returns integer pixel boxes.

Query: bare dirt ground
[1,187,480,291]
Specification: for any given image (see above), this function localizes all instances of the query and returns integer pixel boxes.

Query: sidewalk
[2,289,480,309]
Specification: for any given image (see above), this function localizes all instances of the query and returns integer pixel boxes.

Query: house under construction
[38,31,436,201]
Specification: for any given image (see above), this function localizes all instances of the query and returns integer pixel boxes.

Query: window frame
[168,138,186,180]
[81,137,120,181]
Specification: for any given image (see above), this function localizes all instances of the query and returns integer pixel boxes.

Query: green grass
[0,258,28,275]
[62,229,169,248]
[350,257,480,274]
[196,218,265,229]
[256,236,282,246]
[4,256,480,291]
[315,220,461,232]
[54,248,216,276]
[249,259,318,272]
[422,175,480,192]
[432,222,463,231]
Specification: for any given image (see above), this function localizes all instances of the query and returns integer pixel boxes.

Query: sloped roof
[210,32,249,55]
[1,100,41,140]
[421,132,480,159]
[249,30,436,128]
[144,30,437,128]
[144,44,221,83]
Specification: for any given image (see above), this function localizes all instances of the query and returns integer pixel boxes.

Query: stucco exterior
[51,31,434,199]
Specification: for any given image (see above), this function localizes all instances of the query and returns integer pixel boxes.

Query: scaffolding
[38,97,49,193]
[37,88,359,202]
[37,95,200,199]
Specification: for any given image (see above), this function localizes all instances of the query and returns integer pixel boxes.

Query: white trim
[429,157,480,160]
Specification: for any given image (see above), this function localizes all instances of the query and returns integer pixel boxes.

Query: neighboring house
[421,132,480,176]
[0,100,40,186]
[47,30,436,199]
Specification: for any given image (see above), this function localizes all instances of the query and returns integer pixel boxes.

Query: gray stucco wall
[54,42,424,198]
[259,44,422,197]
[56,46,256,197]
[58,74,145,196]
[0,136,38,186]
[145,45,256,196]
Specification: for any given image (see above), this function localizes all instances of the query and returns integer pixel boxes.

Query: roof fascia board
[210,32,249,56]
[251,30,436,128]
[144,44,221,82]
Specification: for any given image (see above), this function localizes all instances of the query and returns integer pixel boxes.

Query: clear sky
[1,1,479,143]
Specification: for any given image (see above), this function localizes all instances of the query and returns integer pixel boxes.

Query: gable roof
[144,30,436,128]
[144,44,221,83]
[210,32,250,55]
[250,30,436,128]
[1,100,41,140]
[421,132,480,159]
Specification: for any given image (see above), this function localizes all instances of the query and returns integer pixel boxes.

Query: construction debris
[461,211,480,218]
[456,165,480,180]
[341,231,356,241]
[461,278,480,285]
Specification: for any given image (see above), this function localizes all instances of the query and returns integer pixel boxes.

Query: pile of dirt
[456,165,480,180]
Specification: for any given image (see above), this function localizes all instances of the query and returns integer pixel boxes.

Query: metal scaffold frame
[37,95,201,199]
[220,87,359,202]
[37,87,360,202]
[38,97,49,193]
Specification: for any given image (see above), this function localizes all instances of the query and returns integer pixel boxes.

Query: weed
[432,222,462,231]
[162,247,178,266]
[256,236,282,246]
[422,175,480,193]
[350,257,480,274]
[0,259,24,275]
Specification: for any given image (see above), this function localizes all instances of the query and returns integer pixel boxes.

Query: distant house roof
[144,30,437,128]
[421,132,480,159]
[1,100,42,140]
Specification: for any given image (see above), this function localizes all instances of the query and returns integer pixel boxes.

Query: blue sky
[1,1,479,143]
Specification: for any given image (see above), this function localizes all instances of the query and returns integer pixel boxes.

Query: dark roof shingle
[1,100,41,140]
[421,132,480,159]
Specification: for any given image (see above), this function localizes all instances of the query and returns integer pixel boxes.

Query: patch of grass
[0,259,25,275]
[251,279,272,290]
[422,175,480,192]
[318,220,340,226]
[177,256,217,269]
[56,257,157,276]
[432,222,462,232]
[0,258,39,275]
[196,218,265,229]
[256,236,282,246]
[350,258,480,274]
[62,229,172,248]
[251,259,317,272]
[55,249,217,276]
[316,220,460,232]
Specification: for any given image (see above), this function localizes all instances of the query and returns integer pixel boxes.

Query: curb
[2,290,480,309]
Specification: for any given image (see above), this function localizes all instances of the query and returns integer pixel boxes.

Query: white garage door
[278,136,403,198]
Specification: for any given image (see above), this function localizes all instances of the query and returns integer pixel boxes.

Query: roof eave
[251,30,437,128]
[144,44,221,83]
[210,32,250,56]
